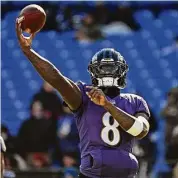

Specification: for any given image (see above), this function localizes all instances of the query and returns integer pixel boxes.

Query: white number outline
[101,112,121,146]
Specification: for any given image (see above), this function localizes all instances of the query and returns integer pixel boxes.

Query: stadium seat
[2,10,177,136]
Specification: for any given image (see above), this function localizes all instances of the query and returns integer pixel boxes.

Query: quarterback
[16,19,150,178]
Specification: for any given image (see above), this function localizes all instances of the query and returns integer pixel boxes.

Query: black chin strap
[100,87,120,98]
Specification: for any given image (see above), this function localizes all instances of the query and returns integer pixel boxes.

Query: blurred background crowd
[1,1,178,178]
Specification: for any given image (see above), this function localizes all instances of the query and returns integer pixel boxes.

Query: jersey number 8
[101,112,121,146]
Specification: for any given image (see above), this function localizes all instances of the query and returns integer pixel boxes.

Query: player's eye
[99,64,118,74]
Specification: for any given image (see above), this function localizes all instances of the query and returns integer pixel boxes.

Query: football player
[16,19,150,178]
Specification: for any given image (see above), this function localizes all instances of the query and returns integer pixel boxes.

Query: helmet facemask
[88,59,129,89]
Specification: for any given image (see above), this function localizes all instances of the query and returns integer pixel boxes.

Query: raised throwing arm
[16,18,82,111]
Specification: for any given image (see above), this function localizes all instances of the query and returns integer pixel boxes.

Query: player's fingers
[86,86,94,89]
[86,91,93,98]
[90,91,100,99]
[87,88,94,97]
[88,87,98,96]
[90,91,97,99]
[86,87,100,99]
[15,19,21,36]
[17,16,25,24]
[16,18,23,33]
[92,92,100,100]
[86,92,91,98]
[86,86,99,91]
[86,90,97,98]
[16,19,24,41]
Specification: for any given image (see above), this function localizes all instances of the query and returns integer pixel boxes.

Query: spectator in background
[100,2,138,36]
[75,28,92,44]
[42,2,59,31]
[1,125,22,170]
[52,103,79,168]
[31,82,63,120]
[162,87,178,178]
[1,125,16,156]
[57,103,79,158]
[102,4,139,36]
[17,101,56,169]
[112,4,139,30]
[31,82,63,165]
[93,2,110,25]
[63,152,79,178]
[75,13,103,43]
[133,109,158,178]
[1,135,16,178]
[132,90,158,177]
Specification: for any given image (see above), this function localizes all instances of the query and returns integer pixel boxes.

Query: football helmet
[88,48,129,89]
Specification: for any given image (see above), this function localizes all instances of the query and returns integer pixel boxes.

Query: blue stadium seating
[1,9,178,174]
[2,9,178,134]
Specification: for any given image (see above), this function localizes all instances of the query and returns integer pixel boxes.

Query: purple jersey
[74,82,150,178]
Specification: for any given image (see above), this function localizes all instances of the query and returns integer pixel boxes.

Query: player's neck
[101,87,120,99]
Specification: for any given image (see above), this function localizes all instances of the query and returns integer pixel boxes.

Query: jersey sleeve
[135,96,150,118]
[72,81,89,118]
